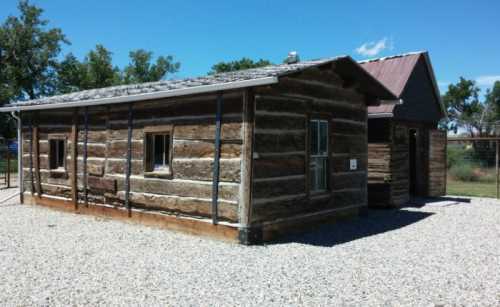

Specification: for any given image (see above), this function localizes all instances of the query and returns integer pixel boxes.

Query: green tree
[0,0,68,102]
[485,81,500,120]
[56,53,88,94]
[85,44,122,89]
[123,49,180,83]
[209,57,272,74]
[442,77,496,137]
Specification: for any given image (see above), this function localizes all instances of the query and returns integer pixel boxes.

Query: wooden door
[428,129,447,197]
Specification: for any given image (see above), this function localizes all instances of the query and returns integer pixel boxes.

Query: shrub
[447,145,471,169]
[449,163,479,182]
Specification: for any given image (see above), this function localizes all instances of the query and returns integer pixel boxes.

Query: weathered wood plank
[114,192,238,222]
[173,140,241,159]
[172,159,241,182]
[71,109,78,208]
[253,155,305,178]
[254,132,305,153]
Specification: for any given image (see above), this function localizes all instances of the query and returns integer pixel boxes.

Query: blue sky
[1,0,500,95]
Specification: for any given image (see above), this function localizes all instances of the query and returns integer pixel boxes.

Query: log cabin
[1,55,397,244]
[359,51,447,207]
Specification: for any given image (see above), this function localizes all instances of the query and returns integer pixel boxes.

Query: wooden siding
[367,119,440,208]
[428,129,447,196]
[21,92,244,222]
[250,66,368,224]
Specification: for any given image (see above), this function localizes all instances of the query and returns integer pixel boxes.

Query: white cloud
[475,75,500,87]
[355,37,392,57]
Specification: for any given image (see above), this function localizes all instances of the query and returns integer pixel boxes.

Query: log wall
[250,66,368,224]
[428,129,447,196]
[367,119,440,207]
[22,92,244,222]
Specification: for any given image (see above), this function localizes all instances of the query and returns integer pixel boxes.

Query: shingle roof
[8,57,344,108]
[1,55,397,112]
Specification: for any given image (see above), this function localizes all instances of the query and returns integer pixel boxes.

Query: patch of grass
[447,178,498,198]
[0,159,17,173]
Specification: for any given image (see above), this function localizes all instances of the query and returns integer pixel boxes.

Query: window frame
[143,125,173,179]
[308,118,330,194]
[48,134,68,176]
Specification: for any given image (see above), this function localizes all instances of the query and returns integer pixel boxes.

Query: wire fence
[447,137,499,198]
[0,138,17,189]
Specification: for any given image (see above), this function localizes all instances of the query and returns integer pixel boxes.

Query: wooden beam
[32,116,42,196]
[124,103,133,216]
[211,93,223,224]
[83,106,89,207]
[239,89,255,227]
[71,108,78,209]
[29,117,34,195]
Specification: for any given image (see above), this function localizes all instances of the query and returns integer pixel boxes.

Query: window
[49,138,66,170]
[309,119,329,192]
[145,132,171,174]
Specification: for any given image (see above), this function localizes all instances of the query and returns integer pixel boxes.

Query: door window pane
[309,119,329,192]
[49,139,65,170]
[319,121,328,155]
[154,135,164,167]
[310,121,319,155]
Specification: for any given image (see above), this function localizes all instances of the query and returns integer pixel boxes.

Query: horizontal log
[107,140,143,160]
[174,122,242,140]
[116,192,238,222]
[255,95,308,114]
[331,155,367,172]
[172,158,241,182]
[289,66,344,86]
[173,140,241,159]
[255,114,306,131]
[109,95,243,122]
[253,155,305,178]
[331,172,366,190]
[113,177,239,202]
[331,120,366,135]
[106,160,143,176]
[272,77,364,104]
[88,176,117,194]
[253,177,305,199]
[254,132,305,153]
[331,134,366,154]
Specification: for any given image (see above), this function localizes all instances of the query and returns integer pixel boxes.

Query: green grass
[0,159,17,173]
[447,178,498,198]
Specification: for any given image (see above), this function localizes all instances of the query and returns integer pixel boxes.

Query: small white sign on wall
[350,159,357,170]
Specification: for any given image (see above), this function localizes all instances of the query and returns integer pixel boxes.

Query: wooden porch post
[211,93,223,225]
[239,89,255,228]
[124,103,133,217]
[83,107,89,207]
[71,109,79,209]
[32,112,42,197]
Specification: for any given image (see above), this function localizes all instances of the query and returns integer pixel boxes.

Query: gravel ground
[0,188,499,306]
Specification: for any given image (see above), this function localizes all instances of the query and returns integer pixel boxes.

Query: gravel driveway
[0,188,499,306]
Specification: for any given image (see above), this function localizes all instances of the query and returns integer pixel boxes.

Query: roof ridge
[358,51,427,64]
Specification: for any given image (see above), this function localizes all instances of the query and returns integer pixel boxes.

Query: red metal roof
[359,52,421,98]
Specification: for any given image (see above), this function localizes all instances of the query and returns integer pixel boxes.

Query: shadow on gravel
[403,196,471,208]
[274,209,434,247]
